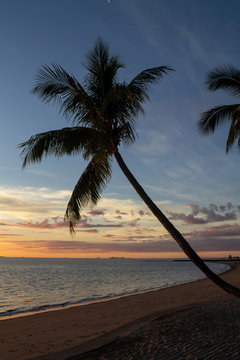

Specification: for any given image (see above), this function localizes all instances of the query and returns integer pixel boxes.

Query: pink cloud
[1,239,179,253]
[168,202,237,225]
[15,219,68,229]
[3,219,240,254]
[1,216,123,230]
[4,235,239,254]
[186,223,240,238]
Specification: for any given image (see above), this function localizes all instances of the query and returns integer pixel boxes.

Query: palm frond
[113,122,137,146]
[84,37,125,101]
[198,104,240,134]
[101,83,142,129]
[206,65,240,97]
[226,112,240,152]
[64,155,112,233]
[33,63,79,102]
[128,66,174,98]
[18,127,98,168]
[32,63,97,123]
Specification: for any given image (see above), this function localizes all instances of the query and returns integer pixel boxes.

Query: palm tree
[199,65,240,152]
[19,38,240,297]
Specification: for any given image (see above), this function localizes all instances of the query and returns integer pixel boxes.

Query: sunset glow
[1,1,240,259]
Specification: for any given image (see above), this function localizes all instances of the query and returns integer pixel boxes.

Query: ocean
[0,257,229,319]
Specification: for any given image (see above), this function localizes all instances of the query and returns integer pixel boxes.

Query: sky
[1,0,240,258]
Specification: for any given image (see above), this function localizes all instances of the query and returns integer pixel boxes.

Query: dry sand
[0,261,240,360]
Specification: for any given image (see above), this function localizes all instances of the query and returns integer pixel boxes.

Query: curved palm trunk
[114,150,240,298]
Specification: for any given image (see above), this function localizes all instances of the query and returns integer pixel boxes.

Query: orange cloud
[0,233,23,237]
[3,234,240,255]
[0,216,123,230]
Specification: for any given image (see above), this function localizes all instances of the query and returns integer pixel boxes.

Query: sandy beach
[1,261,240,360]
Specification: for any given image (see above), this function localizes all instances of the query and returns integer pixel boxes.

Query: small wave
[0,307,24,317]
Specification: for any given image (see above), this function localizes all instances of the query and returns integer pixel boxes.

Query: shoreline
[0,260,231,321]
[1,261,239,359]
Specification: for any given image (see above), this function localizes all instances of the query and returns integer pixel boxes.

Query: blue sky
[0,0,240,258]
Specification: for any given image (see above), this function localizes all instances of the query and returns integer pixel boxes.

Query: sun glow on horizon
[1,184,240,259]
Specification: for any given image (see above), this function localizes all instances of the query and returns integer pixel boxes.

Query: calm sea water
[0,257,229,318]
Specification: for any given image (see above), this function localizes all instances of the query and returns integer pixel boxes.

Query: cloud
[0,233,22,237]
[186,223,240,239]
[0,194,56,215]
[116,210,128,215]
[128,218,141,227]
[25,169,56,178]
[120,235,156,242]
[2,220,240,254]
[0,186,68,219]
[2,216,123,230]
[4,234,240,254]
[0,186,151,226]
[88,209,106,216]
[179,27,209,65]
[1,239,180,253]
[14,218,68,229]
[168,203,238,225]
[0,186,71,201]
[136,130,171,157]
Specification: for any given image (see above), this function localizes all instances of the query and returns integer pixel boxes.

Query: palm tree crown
[19,38,172,232]
[198,65,240,152]
[19,39,240,298]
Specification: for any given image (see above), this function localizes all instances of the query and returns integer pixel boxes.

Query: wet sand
[0,261,239,360]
